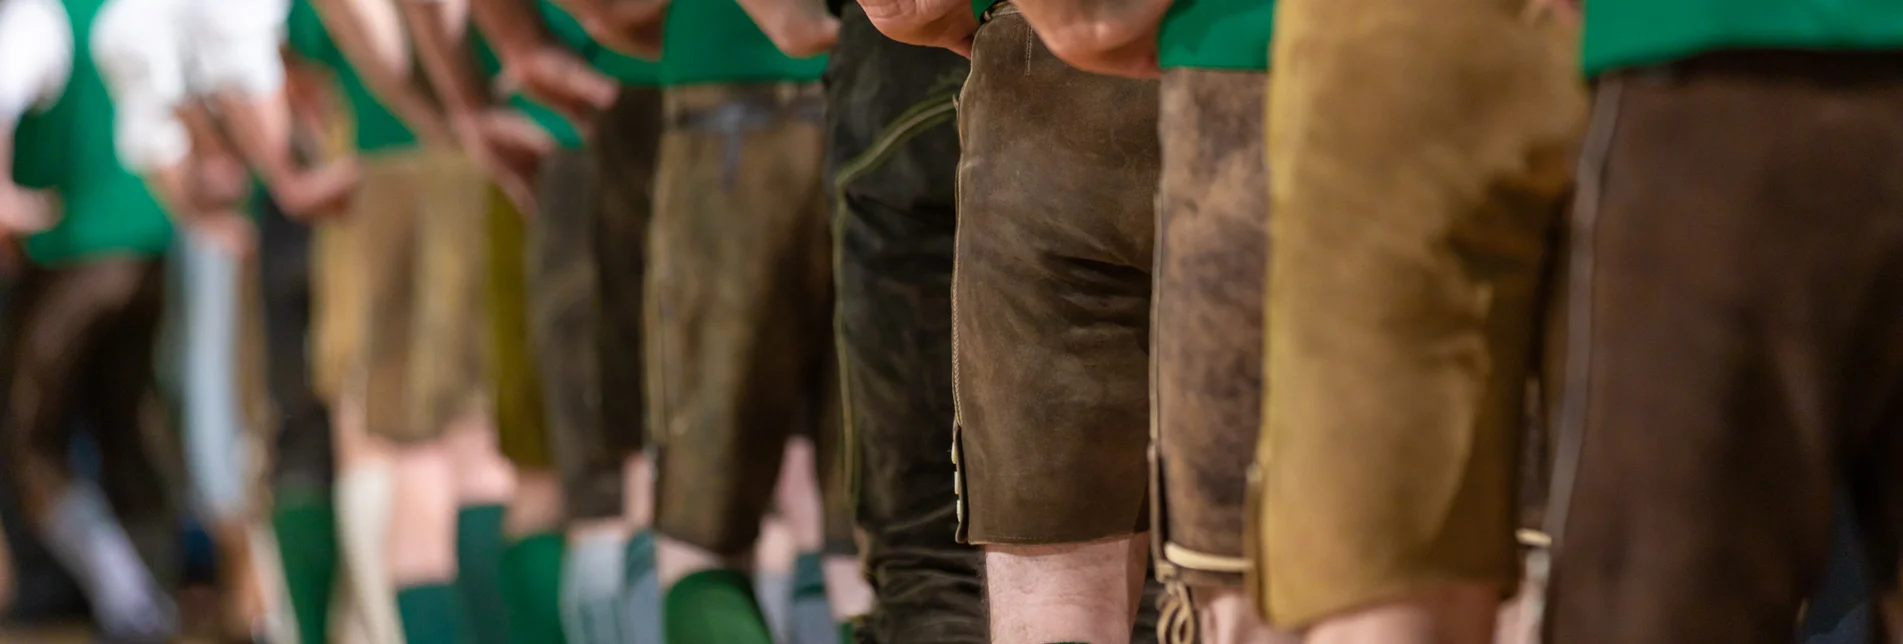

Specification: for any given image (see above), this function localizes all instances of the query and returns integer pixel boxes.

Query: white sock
[336,462,402,644]
[40,483,177,641]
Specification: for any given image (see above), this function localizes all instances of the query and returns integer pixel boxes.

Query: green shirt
[1584,0,1903,75]
[535,0,661,85]
[11,0,172,265]
[286,0,421,151]
[472,26,586,149]
[1159,0,1274,70]
[661,0,828,85]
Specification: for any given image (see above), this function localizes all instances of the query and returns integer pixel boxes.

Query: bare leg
[657,538,732,590]
[1303,583,1500,644]
[1189,587,1300,644]
[757,515,799,640]
[507,470,565,538]
[623,453,655,529]
[1492,575,1541,644]
[987,535,1148,644]
[445,414,516,507]
[824,557,873,622]
[385,440,460,587]
[774,437,873,625]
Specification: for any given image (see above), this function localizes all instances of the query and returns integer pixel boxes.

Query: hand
[276,159,363,221]
[0,184,59,236]
[191,211,259,259]
[1016,0,1171,78]
[740,0,841,57]
[191,154,253,209]
[505,46,619,128]
[859,0,977,54]
[1525,0,1579,23]
[456,110,554,213]
[555,0,671,58]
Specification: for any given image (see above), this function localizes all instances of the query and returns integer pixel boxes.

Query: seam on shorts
[1148,110,1173,580]
[950,48,978,545]
[830,92,959,533]
[1532,76,1627,642]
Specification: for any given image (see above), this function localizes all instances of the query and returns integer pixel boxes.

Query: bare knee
[986,535,1148,644]
[1303,582,1501,644]
[1183,585,1300,644]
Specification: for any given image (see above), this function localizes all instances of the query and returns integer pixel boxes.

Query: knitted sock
[502,532,566,644]
[622,530,663,644]
[336,463,402,643]
[790,552,835,644]
[455,504,510,644]
[40,482,178,641]
[272,491,338,644]
[755,567,793,641]
[396,583,469,644]
[662,569,773,644]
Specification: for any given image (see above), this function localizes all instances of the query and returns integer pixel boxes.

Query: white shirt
[0,0,74,132]
[90,0,293,170]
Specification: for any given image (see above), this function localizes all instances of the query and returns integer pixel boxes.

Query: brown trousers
[1545,52,1903,644]
[952,3,1162,545]
[647,83,848,556]
[1151,68,1269,595]
[0,259,171,533]
[314,151,491,443]
[1253,0,1584,626]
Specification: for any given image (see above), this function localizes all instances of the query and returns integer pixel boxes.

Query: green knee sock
[272,491,337,644]
[663,569,774,644]
[501,533,566,644]
[397,583,470,644]
[455,505,510,644]
[838,620,856,644]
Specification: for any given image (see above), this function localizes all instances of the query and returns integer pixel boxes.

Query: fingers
[859,0,978,50]
[574,0,671,58]
[521,51,620,125]
[1016,0,1169,78]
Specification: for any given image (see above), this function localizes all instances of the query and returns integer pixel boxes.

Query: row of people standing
[0,0,878,641]
[850,0,1903,641]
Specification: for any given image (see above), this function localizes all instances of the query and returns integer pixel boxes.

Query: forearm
[310,0,455,143]
[401,1,494,124]
[733,0,836,57]
[473,0,556,70]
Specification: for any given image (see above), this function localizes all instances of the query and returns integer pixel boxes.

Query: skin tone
[471,0,618,129]
[401,0,544,209]
[773,437,872,621]
[856,0,1155,639]
[212,90,363,220]
[310,0,457,146]
[732,0,839,57]
[0,118,59,249]
[856,0,975,54]
[988,536,1149,644]
[548,0,669,59]
[1012,0,1168,78]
